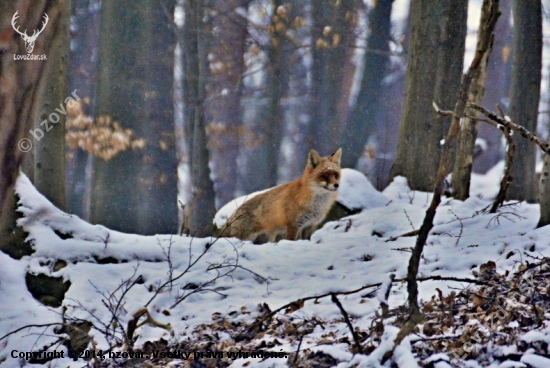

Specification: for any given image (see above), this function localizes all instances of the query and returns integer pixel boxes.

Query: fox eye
[334,174,339,180]
[321,175,328,181]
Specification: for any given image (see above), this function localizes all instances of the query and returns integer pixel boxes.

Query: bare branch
[469,103,550,154]
[331,293,363,354]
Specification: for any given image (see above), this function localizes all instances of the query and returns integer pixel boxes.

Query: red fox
[222,148,342,242]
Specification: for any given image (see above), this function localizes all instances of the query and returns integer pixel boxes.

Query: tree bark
[341,0,394,169]
[92,0,178,234]
[263,0,289,188]
[308,0,354,154]
[207,0,249,206]
[475,0,512,173]
[506,0,542,202]
[452,0,497,200]
[66,0,101,220]
[389,0,467,191]
[182,0,216,236]
[386,0,499,356]
[0,0,63,253]
[33,0,70,210]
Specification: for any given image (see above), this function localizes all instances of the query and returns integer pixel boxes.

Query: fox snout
[317,170,340,191]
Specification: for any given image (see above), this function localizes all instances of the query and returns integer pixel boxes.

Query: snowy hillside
[2,167,550,367]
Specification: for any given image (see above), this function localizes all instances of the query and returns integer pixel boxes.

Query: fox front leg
[286,225,300,240]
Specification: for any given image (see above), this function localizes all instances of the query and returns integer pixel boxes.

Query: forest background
[0,0,548,242]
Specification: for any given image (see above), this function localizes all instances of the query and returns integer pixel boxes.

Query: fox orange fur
[223,148,342,242]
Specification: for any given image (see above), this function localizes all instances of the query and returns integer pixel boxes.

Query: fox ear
[308,149,321,169]
[331,148,342,165]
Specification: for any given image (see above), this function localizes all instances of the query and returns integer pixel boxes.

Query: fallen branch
[242,282,381,335]
[241,273,488,340]
[417,275,490,286]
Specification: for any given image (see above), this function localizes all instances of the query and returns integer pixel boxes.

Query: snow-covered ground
[2,165,550,367]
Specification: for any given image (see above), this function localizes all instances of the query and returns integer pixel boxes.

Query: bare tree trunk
[92,0,178,234]
[308,0,354,154]
[182,0,216,236]
[66,0,101,219]
[389,0,467,191]
[0,0,63,253]
[452,0,496,200]
[33,0,70,210]
[506,0,542,202]
[370,7,411,190]
[263,0,288,188]
[207,0,249,206]
[341,0,394,170]
[475,0,512,173]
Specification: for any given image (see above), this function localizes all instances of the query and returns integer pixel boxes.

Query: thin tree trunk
[308,0,354,154]
[506,0,542,202]
[341,0,394,169]
[207,0,248,206]
[264,0,287,188]
[452,0,496,200]
[475,0,512,173]
[66,0,101,219]
[182,0,216,236]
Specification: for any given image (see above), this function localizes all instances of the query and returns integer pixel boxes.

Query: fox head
[305,148,342,192]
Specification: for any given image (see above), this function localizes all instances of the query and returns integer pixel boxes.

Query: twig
[463,114,498,127]
[158,236,175,291]
[292,335,304,366]
[449,210,464,246]
[403,209,416,232]
[514,258,549,275]
[0,323,64,342]
[331,293,363,354]
[385,229,420,242]
[169,241,240,309]
[489,104,516,213]
[96,231,110,250]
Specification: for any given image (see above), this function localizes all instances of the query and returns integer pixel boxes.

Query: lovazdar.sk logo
[12,11,48,60]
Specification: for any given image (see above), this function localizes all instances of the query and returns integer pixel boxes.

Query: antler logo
[11,11,49,54]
